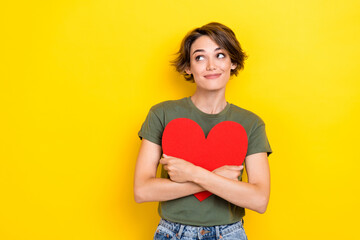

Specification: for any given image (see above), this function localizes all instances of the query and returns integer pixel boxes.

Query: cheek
[219,60,232,70]
[190,64,204,75]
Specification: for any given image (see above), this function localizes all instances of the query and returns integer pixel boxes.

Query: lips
[204,73,221,79]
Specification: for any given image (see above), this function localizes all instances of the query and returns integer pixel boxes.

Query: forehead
[190,35,221,52]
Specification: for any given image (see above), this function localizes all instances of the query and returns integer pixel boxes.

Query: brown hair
[171,22,248,81]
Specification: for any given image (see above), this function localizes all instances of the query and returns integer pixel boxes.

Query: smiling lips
[204,73,221,79]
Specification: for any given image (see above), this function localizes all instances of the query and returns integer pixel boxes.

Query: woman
[134,22,272,240]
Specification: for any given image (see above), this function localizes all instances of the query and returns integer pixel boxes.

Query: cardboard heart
[162,118,248,201]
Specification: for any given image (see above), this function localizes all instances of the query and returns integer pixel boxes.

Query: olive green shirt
[138,97,272,226]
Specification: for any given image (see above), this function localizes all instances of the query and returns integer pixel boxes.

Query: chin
[199,86,226,92]
[199,82,228,91]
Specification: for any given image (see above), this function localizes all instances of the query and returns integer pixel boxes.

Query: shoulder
[227,104,268,138]
[228,104,265,126]
[149,97,189,115]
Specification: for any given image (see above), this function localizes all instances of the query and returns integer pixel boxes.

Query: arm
[162,152,270,213]
[133,139,205,203]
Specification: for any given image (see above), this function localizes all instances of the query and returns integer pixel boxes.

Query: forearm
[134,177,204,203]
[192,166,269,213]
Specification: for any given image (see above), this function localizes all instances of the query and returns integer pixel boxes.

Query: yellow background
[1,0,359,239]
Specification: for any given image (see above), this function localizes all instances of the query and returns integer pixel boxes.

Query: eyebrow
[192,47,222,55]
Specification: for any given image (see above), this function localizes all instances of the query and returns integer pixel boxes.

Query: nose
[206,58,216,71]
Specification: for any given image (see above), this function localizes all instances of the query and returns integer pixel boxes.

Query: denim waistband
[158,218,244,239]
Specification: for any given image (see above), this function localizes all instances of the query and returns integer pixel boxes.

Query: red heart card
[162,118,248,201]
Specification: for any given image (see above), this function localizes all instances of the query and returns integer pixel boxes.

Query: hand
[160,154,198,183]
[212,165,244,181]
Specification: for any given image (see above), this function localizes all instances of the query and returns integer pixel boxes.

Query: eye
[217,53,225,59]
[195,55,204,61]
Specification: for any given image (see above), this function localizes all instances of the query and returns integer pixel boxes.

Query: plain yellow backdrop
[1,0,360,239]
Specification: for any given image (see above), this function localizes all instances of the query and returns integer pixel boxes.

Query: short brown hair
[172,22,247,81]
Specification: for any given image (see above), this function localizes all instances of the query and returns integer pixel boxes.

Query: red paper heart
[162,118,248,201]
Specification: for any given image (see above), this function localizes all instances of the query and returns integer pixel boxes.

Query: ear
[185,67,192,75]
[231,63,237,70]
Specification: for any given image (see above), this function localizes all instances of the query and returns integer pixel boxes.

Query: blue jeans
[154,218,248,240]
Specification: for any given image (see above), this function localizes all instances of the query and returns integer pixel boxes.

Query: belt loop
[176,224,185,239]
[215,225,221,239]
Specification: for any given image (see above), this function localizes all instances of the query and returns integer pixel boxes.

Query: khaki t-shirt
[138,97,272,226]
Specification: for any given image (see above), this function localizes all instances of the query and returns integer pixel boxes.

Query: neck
[191,88,227,114]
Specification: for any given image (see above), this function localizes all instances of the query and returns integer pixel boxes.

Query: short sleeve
[138,108,164,146]
[246,119,272,157]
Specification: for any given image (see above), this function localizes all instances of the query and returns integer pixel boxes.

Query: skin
[134,35,270,213]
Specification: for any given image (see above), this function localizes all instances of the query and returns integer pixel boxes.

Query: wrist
[190,165,207,184]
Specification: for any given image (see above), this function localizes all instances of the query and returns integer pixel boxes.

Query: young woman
[134,22,272,240]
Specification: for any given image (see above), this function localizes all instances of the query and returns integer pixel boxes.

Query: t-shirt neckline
[186,96,231,118]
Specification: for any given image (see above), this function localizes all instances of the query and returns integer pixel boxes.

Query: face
[185,35,237,92]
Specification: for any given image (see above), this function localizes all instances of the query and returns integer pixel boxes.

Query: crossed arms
[133,139,270,213]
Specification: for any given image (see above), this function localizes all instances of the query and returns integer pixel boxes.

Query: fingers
[216,165,244,171]
[159,157,168,165]
[163,164,169,171]
[159,155,177,165]
[225,165,244,170]
[160,154,173,165]
[223,165,244,171]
